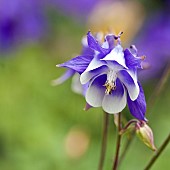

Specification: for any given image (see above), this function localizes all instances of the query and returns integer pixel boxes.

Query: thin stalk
[144,133,170,170]
[112,112,122,170]
[119,119,138,135]
[98,111,109,170]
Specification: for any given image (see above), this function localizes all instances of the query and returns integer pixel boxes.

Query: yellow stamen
[104,81,116,95]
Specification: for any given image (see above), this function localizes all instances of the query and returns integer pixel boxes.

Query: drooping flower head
[57,31,147,121]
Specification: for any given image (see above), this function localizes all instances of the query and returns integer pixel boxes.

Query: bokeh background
[0,0,170,170]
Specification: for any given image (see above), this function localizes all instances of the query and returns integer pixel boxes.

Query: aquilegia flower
[57,31,147,121]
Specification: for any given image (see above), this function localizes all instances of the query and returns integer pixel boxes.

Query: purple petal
[84,102,92,111]
[57,55,93,73]
[124,49,142,69]
[117,70,139,101]
[127,82,146,121]
[102,34,115,49]
[85,74,106,107]
[102,79,127,114]
[81,36,94,56]
[87,31,108,54]
[52,69,75,85]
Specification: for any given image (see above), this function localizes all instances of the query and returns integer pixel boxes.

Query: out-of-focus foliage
[0,0,170,170]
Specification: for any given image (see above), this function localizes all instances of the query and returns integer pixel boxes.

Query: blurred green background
[0,0,170,170]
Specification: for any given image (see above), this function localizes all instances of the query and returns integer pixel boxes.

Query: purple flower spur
[57,31,147,121]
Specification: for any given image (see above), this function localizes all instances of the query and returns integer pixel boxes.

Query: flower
[136,11,170,80]
[0,0,48,51]
[57,31,147,121]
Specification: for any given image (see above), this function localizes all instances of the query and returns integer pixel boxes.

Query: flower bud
[136,121,157,151]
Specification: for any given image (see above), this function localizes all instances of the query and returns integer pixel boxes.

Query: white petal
[71,74,83,95]
[80,66,108,84]
[81,36,88,47]
[85,75,106,107]
[102,81,127,114]
[106,61,125,72]
[117,70,139,101]
[85,57,106,72]
[102,41,109,49]
[101,45,127,68]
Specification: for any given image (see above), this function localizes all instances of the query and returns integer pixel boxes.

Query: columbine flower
[57,31,147,121]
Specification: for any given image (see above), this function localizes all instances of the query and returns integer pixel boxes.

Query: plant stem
[119,119,138,135]
[98,111,109,170]
[112,112,122,170]
[144,133,170,170]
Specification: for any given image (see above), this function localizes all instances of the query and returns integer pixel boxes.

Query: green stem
[112,112,122,170]
[144,133,170,170]
[119,119,138,135]
[98,112,109,170]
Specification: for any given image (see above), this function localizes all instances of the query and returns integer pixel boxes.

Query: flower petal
[127,82,146,121]
[81,36,94,56]
[102,79,127,114]
[87,31,108,54]
[118,70,139,101]
[51,69,75,86]
[57,55,93,73]
[84,56,107,72]
[101,45,127,68]
[80,65,108,84]
[124,48,142,69]
[102,34,115,49]
[106,61,125,72]
[84,102,92,111]
[71,73,84,95]
[85,75,106,107]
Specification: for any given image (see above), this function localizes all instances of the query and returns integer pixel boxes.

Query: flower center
[104,70,117,95]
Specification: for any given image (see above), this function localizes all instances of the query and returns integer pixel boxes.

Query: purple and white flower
[57,31,147,121]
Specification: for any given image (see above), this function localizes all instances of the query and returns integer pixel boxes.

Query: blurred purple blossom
[0,0,48,51]
[136,11,170,80]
